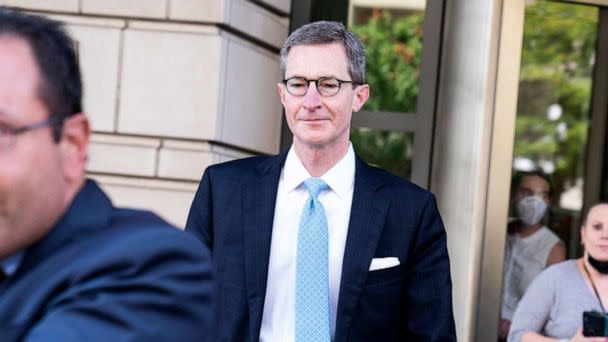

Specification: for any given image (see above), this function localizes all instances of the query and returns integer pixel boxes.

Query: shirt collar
[282,143,355,199]
[0,251,24,278]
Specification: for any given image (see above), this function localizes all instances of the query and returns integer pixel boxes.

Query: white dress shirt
[259,144,355,342]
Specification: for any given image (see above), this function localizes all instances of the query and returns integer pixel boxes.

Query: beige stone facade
[3,0,290,227]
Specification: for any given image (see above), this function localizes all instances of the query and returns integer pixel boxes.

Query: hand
[499,319,511,340]
[567,328,608,342]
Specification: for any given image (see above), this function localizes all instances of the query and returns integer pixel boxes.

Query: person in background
[509,203,608,342]
[0,7,214,341]
[499,171,567,340]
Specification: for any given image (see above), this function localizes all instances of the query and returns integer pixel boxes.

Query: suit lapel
[242,152,287,340]
[335,157,390,342]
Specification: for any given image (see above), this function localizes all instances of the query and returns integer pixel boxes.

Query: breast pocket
[354,265,404,339]
[365,264,403,287]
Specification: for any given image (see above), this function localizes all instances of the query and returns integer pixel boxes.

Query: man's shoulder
[89,207,206,259]
[208,154,282,170]
[359,159,433,201]
[4,208,212,342]
[201,153,285,185]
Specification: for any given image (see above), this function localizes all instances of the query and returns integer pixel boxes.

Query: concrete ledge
[81,0,167,19]
[168,0,224,22]
[226,0,289,49]
[87,134,160,176]
[4,0,79,12]
[258,0,291,15]
[158,140,214,181]
[91,174,198,228]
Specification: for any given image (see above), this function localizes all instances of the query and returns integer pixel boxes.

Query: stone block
[91,175,198,228]
[81,0,167,18]
[117,22,220,140]
[87,134,160,176]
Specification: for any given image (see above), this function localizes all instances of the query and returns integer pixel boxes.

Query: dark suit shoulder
[203,153,285,182]
[208,154,268,171]
[360,161,433,201]
[89,207,208,260]
[207,155,282,172]
[1,206,213,342]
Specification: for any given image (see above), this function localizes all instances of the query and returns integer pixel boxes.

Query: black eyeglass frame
[282,76,359,97]
[0,115,66,150]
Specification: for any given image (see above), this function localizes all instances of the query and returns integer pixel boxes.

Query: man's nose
[302,81,322,111]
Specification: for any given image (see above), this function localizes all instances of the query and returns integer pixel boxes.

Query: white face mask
[516,196,548,226]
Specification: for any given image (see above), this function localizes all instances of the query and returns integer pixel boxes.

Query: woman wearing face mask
[500,172,567,340]
[508,203,608,342]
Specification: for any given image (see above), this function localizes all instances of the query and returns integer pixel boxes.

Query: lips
[300,117,328,120]
[300,118,330,123]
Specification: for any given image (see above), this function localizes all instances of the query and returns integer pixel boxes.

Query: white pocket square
[369,257,400,271]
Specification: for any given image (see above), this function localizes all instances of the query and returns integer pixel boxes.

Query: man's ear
[352,84,370,112]
[278,82,287,106]
[59,113,90,183]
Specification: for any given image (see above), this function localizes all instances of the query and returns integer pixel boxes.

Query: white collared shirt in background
[259,144,355,342]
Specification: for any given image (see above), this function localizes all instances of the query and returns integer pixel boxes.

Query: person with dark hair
[499,171,566,340]
[0,8,214,341]
[508,203,608,341]
[186,20,456,341]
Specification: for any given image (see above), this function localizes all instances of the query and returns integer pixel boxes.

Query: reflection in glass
[507,0,599,286]
[348,3,426,181]
[514,1,597,214]
[350,9,424,112]
[350,128,413,179]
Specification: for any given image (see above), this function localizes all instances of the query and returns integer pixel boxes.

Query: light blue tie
[296,178,331,342]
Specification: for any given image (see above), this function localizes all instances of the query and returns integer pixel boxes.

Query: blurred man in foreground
[0,8,214,341]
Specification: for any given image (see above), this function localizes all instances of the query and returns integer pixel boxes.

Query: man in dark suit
[186,21,455,341]
[0,8,214,341]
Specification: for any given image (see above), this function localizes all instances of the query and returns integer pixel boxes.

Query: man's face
[0,35,69,258]
[514,175,550,205]
[278,42,369,151]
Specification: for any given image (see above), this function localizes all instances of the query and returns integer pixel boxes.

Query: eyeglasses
[282,76,357,97]
[0,116,64,152]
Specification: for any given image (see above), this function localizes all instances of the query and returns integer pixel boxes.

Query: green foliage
[349,10,423,179]
[351,10,423,112]
[515,1,597,197]
[350,128,414,177]
[521,3,597,79]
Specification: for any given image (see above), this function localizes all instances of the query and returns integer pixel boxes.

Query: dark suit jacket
[0,180,214,342]
[186,151,456,342]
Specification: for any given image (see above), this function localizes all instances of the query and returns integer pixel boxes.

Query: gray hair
[280,21,366,84]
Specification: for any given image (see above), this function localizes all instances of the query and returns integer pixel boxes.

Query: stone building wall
[3,0,290,226]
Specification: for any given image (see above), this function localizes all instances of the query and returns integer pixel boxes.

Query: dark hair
[581,202,608,226]
[0,7,82,141]
[511,170,554,197]
[280,21,366,84]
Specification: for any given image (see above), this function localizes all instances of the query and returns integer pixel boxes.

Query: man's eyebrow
[285,74,340,79]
